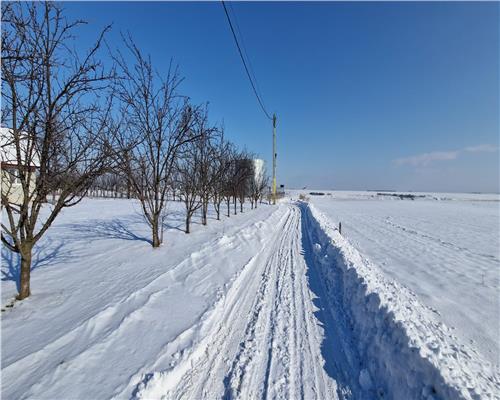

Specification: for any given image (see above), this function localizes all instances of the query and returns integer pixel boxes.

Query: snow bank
[304,203,499,400]
[307,194,499,364]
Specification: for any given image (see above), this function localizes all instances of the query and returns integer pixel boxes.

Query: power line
[228,1,268,113]
[221,0,272,121]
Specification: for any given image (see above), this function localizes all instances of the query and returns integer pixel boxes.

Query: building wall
[1,166,37,205]
[253,159,265,185]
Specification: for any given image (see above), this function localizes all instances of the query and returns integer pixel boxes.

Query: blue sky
[64,1,499,193]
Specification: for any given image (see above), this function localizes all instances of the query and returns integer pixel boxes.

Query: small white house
[1,127,40,205]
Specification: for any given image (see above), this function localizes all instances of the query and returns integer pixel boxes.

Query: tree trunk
[216,204,220,220]
[202,202,208,226]
[185,214,191,234]
[17,244,33,300]
[227,199,230,217]
[240,201,243,213]
[152,217,161,247]
[234,196,237,215]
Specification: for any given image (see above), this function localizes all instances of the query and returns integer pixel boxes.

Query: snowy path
[136,204,344,399]
[3,199,498,399]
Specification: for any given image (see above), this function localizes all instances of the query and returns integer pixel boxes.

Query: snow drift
[303,202,499,400]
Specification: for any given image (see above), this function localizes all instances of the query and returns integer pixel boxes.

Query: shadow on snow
[298,202,363,400]
[1,239,73,292]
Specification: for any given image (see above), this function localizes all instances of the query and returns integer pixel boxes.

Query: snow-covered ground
[294,190,500,367]
[2,195,499,399]
[1,199,281,399]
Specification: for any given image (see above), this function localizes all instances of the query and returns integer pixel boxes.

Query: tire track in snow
[136,204,339,400]
[239,206,296,400]
[132,207,293,399]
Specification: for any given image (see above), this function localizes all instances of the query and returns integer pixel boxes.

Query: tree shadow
[62,211,191,245]
[163,210,189,232]
[1,209,191,295]
[64,217,154,245]
[1,239,73,292]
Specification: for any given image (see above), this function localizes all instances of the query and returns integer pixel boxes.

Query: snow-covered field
[296,190,500,366]
[2,195,499,399]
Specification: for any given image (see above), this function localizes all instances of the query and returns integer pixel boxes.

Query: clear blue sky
[64,1,499,193]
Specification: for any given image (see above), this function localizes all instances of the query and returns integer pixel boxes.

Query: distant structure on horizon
[253,158,265,186]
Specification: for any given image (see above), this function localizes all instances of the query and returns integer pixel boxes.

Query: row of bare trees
[175,128,268,234]
[1,2,269,300]
[110,37,269,244]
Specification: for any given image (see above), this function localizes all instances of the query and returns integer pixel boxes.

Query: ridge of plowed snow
[306,202,500,400]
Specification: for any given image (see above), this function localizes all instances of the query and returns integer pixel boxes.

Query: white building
[1,128,40,205]
[253,158,265,186]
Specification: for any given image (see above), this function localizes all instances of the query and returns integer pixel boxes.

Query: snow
[298,190,500,366]
[135,205,339,399]
[1,199,281,399]
[2,195,499,399]
[305,202,499,399]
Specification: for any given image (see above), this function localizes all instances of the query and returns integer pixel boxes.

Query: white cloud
[394,151,459,167]
[464,144,499,153]
[394,144,498,167]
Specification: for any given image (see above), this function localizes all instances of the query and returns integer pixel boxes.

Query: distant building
[1,128,39,205]
[253,158,265,186]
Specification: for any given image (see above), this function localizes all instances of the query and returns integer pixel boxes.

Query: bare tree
[1,2,115,300]
[221,146,252,217]
[234,152,253,214]
[211,134,232,221]
[195,109,218,226]
[257,174,270,205]
[249,163,268,209]
[175,117,202,234]
[175,152,201,234]
[113,36,196,247]
[90,170,128,198]
[226,149,241,216]
[221,144,236,217]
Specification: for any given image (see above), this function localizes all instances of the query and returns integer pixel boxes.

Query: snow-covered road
[2,199,498,399]
[137,205,343,399]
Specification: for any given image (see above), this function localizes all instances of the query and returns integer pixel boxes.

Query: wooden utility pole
[272,113,277,205]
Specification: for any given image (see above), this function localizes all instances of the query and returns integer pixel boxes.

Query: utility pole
[272,113,277,205]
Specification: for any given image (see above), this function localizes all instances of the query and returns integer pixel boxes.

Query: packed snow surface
[298,190,500,366]
[2,196,499,399]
